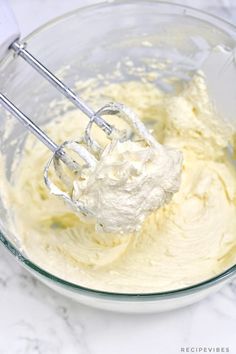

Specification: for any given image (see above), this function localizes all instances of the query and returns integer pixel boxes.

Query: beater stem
[0,93,79,169]
[0,93,58,152]
[11,41,113,136]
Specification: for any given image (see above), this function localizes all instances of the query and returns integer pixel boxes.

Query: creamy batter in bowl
[0,1,236,313]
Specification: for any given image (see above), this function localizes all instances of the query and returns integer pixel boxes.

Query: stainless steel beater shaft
[0,93,58,153]
[0,93,78,169]
[11,41,113,136]
[0,40,114,168]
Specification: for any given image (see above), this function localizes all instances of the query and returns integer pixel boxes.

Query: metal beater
[0,0,155,217]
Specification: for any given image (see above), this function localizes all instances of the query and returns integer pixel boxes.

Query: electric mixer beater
[0,1,182,233]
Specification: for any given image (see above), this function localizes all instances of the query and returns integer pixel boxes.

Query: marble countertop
[0,1,235,353]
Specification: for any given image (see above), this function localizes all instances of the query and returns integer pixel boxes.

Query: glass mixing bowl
[0,1,236,313]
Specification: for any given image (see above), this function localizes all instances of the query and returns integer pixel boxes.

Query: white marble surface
[0,0,236,353]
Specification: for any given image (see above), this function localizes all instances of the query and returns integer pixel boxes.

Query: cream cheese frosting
[45,100,183,234]
[70,136,182,234]
[1,73,236,293]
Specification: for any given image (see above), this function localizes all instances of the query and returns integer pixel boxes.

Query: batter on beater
[45,103,182,234]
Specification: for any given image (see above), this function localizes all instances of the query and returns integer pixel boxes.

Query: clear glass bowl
[0,1,235,313]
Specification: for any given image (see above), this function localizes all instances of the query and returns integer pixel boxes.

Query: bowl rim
[0,0,236,300]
